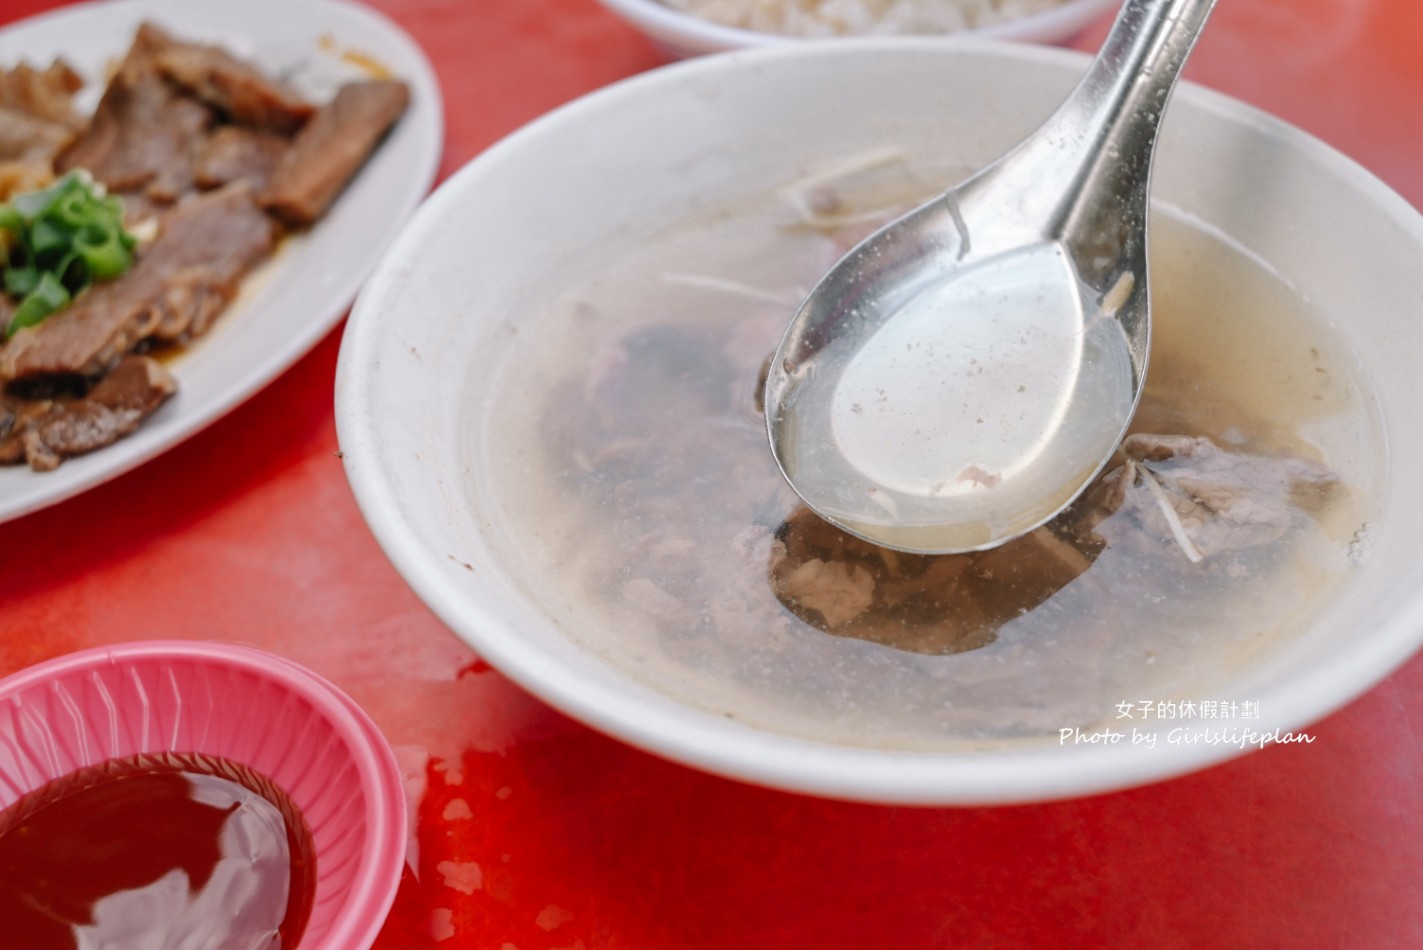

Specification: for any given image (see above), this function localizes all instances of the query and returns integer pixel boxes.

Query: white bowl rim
[595,0,1122,53]
[337,36,1423,805]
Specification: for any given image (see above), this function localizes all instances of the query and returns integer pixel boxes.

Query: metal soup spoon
[764,0,1218,554]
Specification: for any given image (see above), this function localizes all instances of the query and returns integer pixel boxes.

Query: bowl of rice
[596,0,1120,57]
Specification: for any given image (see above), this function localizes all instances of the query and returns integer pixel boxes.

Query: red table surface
[4,0,1423,946]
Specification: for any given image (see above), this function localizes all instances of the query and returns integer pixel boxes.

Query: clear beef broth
[475,171,1378,750]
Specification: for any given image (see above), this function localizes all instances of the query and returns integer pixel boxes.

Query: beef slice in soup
[769,429,1338,654]
[770,506,1092,655]
[547,320,786,528]
[1084,433,1339,561]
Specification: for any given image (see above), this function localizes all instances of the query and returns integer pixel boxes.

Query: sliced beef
[154,40,313,133]
[0,59,84,164]
[0,60,83,127]
[0,106,75,163]
[193,124,289,191]
[0,59,85,185]
[0,181,277,381]
[766,431,1341,655]
[769,506,1092,656]
[0,355,175,470]
[0,24,411,467]
[0,160,57,202]
[57,23,213,201]
[0,393,23,465]
[260,79,409,226]
[1084,434,1339,560]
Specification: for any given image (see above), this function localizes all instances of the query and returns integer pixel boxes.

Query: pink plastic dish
[0,640,406,950]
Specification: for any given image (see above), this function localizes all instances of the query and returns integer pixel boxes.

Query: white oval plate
[0,0,443,523]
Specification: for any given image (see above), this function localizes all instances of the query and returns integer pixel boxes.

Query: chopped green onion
[0,172,138,339]
[9,271,70,334]
[4,263,38,299]
[75,222,132,280]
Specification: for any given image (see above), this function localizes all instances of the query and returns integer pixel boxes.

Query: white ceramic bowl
[337,39,1423,805]
[595,0,1118,57]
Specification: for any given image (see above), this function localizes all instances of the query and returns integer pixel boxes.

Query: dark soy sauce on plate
[0,752,316,950]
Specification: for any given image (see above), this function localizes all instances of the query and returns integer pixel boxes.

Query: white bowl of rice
[596,0,1120,57]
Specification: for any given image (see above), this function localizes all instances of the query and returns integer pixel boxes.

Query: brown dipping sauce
[0,752,316,950]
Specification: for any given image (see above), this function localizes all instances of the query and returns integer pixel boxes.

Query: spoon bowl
[765,0,1217,553]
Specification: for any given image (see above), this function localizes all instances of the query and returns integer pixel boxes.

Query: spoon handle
[964,0,1218,246]
[1062,0,1220,198]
